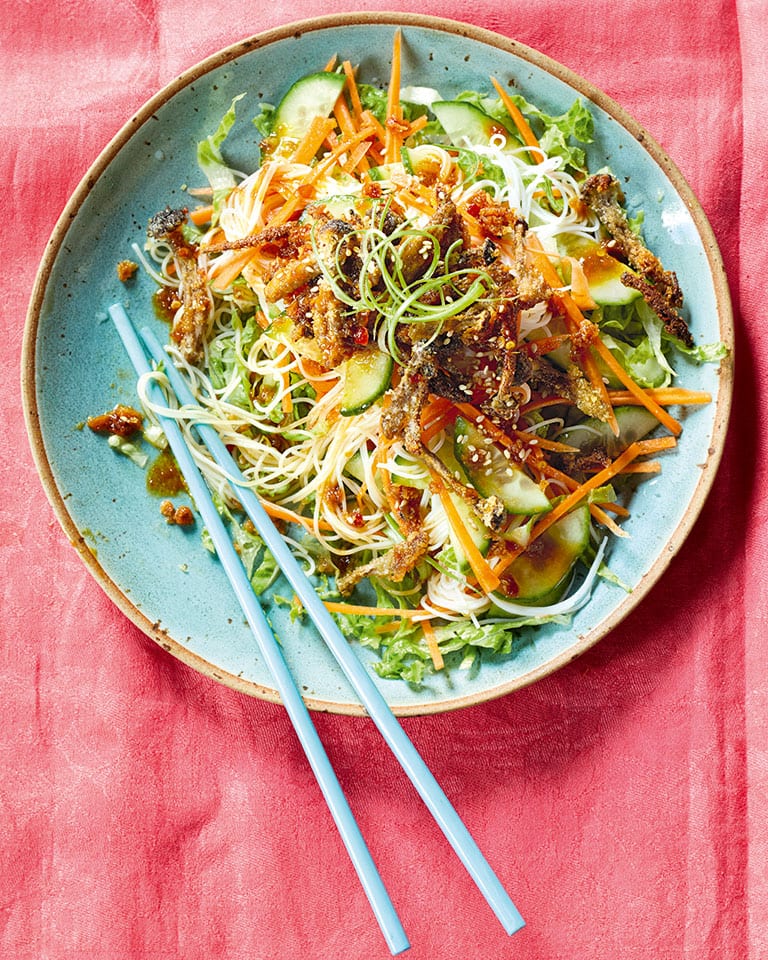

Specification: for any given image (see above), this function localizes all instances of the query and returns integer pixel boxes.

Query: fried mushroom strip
[336,529,431,595]
[581,174,693,345]
[380,343,437,455]
[147,207,213,364]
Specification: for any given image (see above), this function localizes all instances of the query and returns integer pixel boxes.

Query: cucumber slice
[272,72,347,141]
[556,234,640,306]
[431,100,517,152]
[454,416,551,516]
[340,347,393,416]
[501,504,590,603]
[444,491,491,574]
[558,405,659,458]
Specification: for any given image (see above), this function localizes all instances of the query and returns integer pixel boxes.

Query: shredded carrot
[189,204,214,226]
[524,239,681,437]
[209,248,257,291]
[406,113,430,137]
[323,54,338,72]
[341,140,372,175]
[494,436,678,575]
[342,60,364,121]
[297,356,339,397]
[589,504,629,538]
[420,396,456,442]
[268,123,378,226]
[632,436,678,454]
[520,396,570,415]
[431,473,501,594]
[373,621,402,635]
[607,387,711,407]
[324,601,424,619]
[421,619,445,671]
[361,109,388,151]
[566,256,598,311]
[490,77,540,151]
[539,460,629,517]
[512,430,578,453]
[618,461,662,474]
[260,500,333,533]
[453,401,518,452]
[593,338,682,436]
[525,234,619,436]
[333,83,372,172]
[291,116,337,165]
[385,30,403,163]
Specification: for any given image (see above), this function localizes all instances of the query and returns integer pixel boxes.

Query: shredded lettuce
[252,102,276,138]
[197,94,245,194]
[455,90,594,174]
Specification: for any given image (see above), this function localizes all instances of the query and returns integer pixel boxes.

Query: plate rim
[22,11,735,716]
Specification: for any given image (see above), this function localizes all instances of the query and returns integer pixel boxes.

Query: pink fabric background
[3,1,765,957]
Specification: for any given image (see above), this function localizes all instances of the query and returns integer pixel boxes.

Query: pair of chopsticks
[109,302,525,954]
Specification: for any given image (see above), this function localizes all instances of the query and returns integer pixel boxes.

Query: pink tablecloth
[3,1,765,957]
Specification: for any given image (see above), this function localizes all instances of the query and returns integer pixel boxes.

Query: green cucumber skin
[340,348,393,417]
[454,416,551,516]
[556,234,641,307]
[432,100,515,151]
[559,405,659,459]
[503,504,590,603]
[445,490,491,573]
[273,72,347,140]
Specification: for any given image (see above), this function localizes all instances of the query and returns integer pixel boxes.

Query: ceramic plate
[23,13,733,715]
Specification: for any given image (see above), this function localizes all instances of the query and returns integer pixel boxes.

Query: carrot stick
[431,474,501,594]
[589,504,628,538]
[490,77,540,151]
[607,387,711,406]
[421,619,445,670]
[361,109,388,151]
[297,357,339,398]
[406,114,430,136]
[566,256,597,311]
[341,140,372,175]
[269,123,378,226]
[512,430,578,453]
[526,234,620,436]
[342,60,364,121]
[209,248,257,291]
[494,438,674,574]
[291,116,337,165]
[453,401,520,453]
[539,461,630,517]
[324,601,425,619]
[385,30,403,163]
[533,439,673,535]
[519,334,571,358]
[189,204,214,226]
[260,500,334,533]
[523,241,682,437]
[592,338,682,436]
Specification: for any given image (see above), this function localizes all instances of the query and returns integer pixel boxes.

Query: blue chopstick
[134,314,525,937]
[109,303,409,956]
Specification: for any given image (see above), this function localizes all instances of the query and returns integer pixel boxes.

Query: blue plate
[23,14,733,714]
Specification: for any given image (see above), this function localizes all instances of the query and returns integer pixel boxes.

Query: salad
[120,35,724,683]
